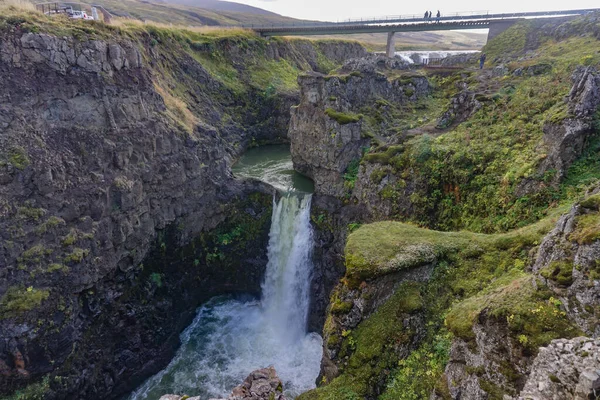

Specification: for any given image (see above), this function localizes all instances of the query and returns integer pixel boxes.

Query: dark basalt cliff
[0,22,366,399]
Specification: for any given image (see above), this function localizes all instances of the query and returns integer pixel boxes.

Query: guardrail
[35,2,113,23]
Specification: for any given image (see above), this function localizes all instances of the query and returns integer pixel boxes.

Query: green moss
[540,260,573,287]
[549,374,561,383]
[364,145,404,165]
[381,332,451,400]
[5,146,30,170]
[344,218,553,285]
[35,216,65,234]
[579,194,600,211]
[370,168,388,184]
[302,283,423,400]
[324,108,363,125]
[446,275,579,350]
[569,213,600,244]
[0,286,49,318]
[331,300,353,314]
[62,230,78,247]
[47,263,69,274]
[17,206,46,221]
[63,248,89,264]
[20,244,53,264]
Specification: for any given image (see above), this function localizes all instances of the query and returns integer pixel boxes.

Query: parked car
[69,10,94,20]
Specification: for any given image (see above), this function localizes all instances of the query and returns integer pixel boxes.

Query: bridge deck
[249,8,599,36]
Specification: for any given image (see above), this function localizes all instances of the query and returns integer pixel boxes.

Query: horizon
[225,0,600,22]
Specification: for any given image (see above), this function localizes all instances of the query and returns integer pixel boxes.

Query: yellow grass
[153,82,198,135]
[111,17,253,36]
[0,0,37,12]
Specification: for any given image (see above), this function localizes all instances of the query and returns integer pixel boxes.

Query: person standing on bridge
[424,10,428,20]
[436,10,440,23]
[479,53,487,69]
[428,11,432,20]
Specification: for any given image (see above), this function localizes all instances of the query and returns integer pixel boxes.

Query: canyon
[1,8,600,400]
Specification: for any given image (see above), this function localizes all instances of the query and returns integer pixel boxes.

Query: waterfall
[129,191,322,400]
[262,193,314,343]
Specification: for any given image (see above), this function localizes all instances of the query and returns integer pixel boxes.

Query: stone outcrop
[432,313,533,400]
[436,83,482,129]
[432,192,600,400]
[531,194,600,337]
[0,28,365,399]
[539,67,600,181]
[159,367,287,400]
[289,60,430,198]
[516,337,600,400]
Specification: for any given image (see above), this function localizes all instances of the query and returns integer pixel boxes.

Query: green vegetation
[17,206,46,221]
[301,283,423,400]
[63,248,89,264]
[36,216,65,235]
[344,210,561,286]
[540,260,574,287]
[343,159,360,191]
[2,376,50,400]
[0,286,49,318]
[325,108,363,125]
[309,208,580,399]
[363,35,600,233]
[445,275,578,350]
[569,211,600,244]
[483,20,533,60]
[1,146,31,170]
[381,333,452,400]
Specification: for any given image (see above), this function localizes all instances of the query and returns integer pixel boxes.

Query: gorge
[1,6,600,400]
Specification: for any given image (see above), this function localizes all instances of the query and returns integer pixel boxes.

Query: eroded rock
[159,367,287,400]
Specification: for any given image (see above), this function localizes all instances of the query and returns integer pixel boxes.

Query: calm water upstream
[129,145,322,400]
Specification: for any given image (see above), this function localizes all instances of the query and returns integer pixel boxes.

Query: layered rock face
[0,31,274,399]
[0,27,366,399]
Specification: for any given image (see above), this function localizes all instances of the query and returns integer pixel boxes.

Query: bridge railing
[339,10,490,24]
[245,8,599,32]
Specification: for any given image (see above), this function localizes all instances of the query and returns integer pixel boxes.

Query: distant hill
[75,0,302,26]
[161,0,279,16]
[48,0,486,50]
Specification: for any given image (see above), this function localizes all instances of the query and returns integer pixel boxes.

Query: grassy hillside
[359,18,600,233]
[31,0,303,26]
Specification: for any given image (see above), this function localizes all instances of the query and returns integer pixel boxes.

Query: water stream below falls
[129,145,322,399]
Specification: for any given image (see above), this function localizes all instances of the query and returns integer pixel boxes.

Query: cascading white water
[129,179,322,399]
[261,194,314,345]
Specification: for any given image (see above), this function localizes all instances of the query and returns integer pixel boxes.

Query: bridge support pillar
[386,32,396,58]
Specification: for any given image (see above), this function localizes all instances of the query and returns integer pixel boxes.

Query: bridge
[245,8,600,57]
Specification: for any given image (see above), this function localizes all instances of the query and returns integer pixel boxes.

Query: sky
[232,0,600,22]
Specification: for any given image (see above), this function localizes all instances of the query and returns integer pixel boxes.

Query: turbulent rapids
[130,146,322,399]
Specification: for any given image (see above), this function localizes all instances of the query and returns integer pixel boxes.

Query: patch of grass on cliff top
[445,273,580,350]
[345,210,564,285]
